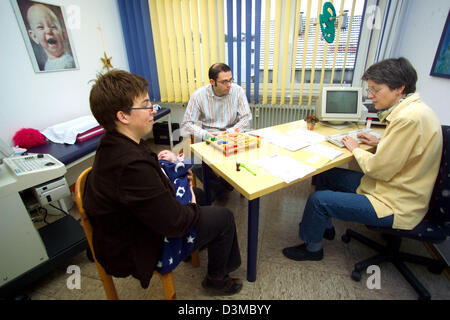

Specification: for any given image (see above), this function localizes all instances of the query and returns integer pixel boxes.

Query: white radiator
[250,104,315,129]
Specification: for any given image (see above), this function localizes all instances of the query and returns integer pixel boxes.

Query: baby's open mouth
[48,38,57,45]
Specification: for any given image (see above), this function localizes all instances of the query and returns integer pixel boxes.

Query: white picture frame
[10,0,79,73]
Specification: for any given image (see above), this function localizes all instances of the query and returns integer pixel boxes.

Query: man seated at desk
[181,63,252,200]
[283,57,442,261]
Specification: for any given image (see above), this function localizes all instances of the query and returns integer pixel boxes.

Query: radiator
[250,104,315,129]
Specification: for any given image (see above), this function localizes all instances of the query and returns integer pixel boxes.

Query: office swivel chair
[342,125,450,300]
[74,167,200,300]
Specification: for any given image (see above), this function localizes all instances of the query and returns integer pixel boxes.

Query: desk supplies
[240,163,257,176]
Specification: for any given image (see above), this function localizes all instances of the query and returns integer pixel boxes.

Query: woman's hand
[157,150,177,162]
[341,136,360,152]
[190,185,197,204]
[187,169,196,204]
[357,132,380,146]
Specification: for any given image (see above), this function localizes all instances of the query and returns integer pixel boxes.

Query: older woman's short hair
[89,70,148,132]
[362,57,417,95]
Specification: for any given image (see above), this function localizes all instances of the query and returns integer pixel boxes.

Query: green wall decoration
[320,1,337,44]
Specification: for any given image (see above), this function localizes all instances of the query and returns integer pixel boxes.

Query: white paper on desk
[253,154,316,183]
[267,134,310,151]
[251,127,280,138]
[304,144,344,160]
[252,128,310,151]
[286,128,326,144]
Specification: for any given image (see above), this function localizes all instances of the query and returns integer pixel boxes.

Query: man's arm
[181,95,209,140]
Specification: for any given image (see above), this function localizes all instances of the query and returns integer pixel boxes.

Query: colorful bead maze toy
[205,132,261,156]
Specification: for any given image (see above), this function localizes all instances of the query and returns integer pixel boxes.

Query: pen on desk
[248,133,261,138]
[240,163,257,176]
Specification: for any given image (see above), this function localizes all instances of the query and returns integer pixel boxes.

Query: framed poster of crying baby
[11,0,79,72]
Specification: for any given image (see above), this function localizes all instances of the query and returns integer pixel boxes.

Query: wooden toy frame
[205,132,261,156]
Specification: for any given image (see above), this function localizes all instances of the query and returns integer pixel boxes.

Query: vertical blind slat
[262,0,271,104]
[253,0,262,104]
[245,0,252,101]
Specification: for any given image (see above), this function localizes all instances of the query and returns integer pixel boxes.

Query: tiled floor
[19,142,450,300]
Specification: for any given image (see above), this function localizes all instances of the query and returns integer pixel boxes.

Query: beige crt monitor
[316,86,363,125]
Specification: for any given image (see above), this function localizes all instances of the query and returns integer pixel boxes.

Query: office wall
[394,0,450,125]
[0,0,129,145]
[1,0,448,147]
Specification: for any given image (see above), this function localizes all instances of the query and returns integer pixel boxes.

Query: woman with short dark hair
[85,69,243,295]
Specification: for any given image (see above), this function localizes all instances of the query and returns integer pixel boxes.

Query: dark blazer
[83,132,201,288]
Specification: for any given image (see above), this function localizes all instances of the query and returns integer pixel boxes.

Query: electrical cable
[49,203,69,216]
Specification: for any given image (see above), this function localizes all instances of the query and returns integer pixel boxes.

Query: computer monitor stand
[320,121,353,130]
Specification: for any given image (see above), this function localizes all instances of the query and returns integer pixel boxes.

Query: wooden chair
[74,167,199,300]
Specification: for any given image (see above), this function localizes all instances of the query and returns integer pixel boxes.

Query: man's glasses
[130,104,161,111]
[216,78,234,85]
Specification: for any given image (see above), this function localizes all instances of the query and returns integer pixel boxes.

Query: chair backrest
[427,125,450,230]
[74,167,94,252]
[74,167,120,300]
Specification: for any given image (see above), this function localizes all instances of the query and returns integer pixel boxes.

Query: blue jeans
[299,168,394,243]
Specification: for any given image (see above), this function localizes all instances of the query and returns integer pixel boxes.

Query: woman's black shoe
[282,243,323,261]
[202,275,243,295]
[323,227,335,240]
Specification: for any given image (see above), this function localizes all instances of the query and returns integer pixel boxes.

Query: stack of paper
[253,154,316,183]
[252,128,310,151]
[304,144,343,160]
[285,128,326,144]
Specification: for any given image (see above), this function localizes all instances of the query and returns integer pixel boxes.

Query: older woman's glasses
[366,87,383,96]
[130,104,161,111]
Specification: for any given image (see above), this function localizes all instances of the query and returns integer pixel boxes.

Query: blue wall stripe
[117,0,137,74]
[117,0,160,101]
[227,0,233,72]
[132,1,147,82]
[245,0,252,101]
[139,0,160,101]
[236,0,242,85]
[253,0,262,103]
[129,1,145,76]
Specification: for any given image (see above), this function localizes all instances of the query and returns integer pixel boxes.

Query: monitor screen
[326,91,358,114]
[316,86,363,124]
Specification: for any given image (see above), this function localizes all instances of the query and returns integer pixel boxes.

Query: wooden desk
[191,121,384,282]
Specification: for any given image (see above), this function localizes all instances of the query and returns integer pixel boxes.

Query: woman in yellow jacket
[283,57,443,261]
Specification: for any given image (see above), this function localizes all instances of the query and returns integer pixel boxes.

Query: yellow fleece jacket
[354,93,442,230]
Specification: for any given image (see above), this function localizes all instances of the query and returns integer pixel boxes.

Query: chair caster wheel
[341,234,351,243]
[351,270,362,282]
